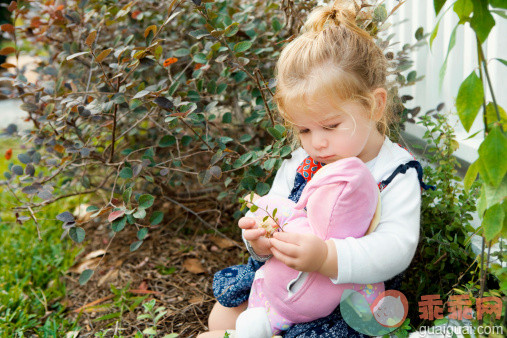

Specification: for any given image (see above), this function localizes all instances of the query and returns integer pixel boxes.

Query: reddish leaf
[1,23,14,33]
[5,148,12,160]
[163,57,177,67]
[54,144,65,153]
[131,10,141,19]
[108,210,125,222]
[8,1,17,12]
[31,17,41,28]
[0,47,15,56]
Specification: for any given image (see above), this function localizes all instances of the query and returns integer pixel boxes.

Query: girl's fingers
[270,238,299,257]
[243,228,265,241]
[272,231,301,244]
[270,247,295,268]
[238,217,257,229]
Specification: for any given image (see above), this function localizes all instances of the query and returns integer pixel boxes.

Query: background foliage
[1,0,424,282]
[3,0,501,336]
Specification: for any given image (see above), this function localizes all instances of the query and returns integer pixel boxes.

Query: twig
[253,68,275,126]
[162,196,242,250]
[5,182,42,240]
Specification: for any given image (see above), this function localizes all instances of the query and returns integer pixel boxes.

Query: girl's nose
[312,132,328,149]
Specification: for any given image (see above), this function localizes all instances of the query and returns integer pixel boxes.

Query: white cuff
[329,238,353,284]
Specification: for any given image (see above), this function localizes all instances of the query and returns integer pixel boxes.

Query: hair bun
[303,0,360,34]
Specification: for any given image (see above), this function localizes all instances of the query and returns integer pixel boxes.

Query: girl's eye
[324,123,340,130]
[299,129,310,134]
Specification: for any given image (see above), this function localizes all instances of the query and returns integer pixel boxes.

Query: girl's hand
[239,217,272,256]
[269,232,330,273]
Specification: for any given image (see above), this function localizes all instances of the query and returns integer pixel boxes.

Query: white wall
[383,0,506,158]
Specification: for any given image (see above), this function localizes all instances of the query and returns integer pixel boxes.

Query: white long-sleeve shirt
[243,137,422,285]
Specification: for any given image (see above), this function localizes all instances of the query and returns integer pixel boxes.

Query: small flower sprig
[239,191,287,237]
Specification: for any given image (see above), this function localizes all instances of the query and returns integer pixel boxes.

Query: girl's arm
[329,169,421,284]
[269,169,421,284]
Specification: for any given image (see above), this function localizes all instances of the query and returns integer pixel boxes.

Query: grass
[0,136,85,335]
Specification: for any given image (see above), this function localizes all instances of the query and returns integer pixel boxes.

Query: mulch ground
[63,198,247,337]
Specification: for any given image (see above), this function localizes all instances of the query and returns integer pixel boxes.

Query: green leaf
[267,126,284,139]
[279,145,292,157]
[233,152,253,168]
[263,158,276,170]
[173,48,190,57]
[138,194,155,209]
[415,27,424,40]
[478,178,507,217]
[193,53,207,64]
[463,160,479,192]
[79,269,94,285]
[137,228,148,240]
[150,211,164,225]
[407,71,417,83]
[494,58,507,66]
[456,71,483,132]
[123,187,132,204]
[492,9,507,19]
[430,17,441,49]
[69,227,86,243]
[233,41,252,53]
[112,217,127,232]
[130,240,143,252]
[434,0,447,15]
[438,23,459,89]
[162,332,179,338]
[159,135,176,147]
[491,0,507,9]
[86,205,99,212]
[477,125,507,187]
[485,102,507,127]
[373,5,387,22]
[471,0,496,43]
[143,327,157,335]
[255,182,270,196]
[222,112,232,123]
[133,208,147,219]
[483,203,504,241]
[453,0,473,20]
[119,167,133,179]
[224,23,239,37]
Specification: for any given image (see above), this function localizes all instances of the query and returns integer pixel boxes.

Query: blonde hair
[273,0,394,148]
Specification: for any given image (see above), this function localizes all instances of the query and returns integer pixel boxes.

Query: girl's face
[288,97,382,164]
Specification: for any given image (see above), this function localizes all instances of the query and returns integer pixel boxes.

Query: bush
[2,0,425,286]
[401,108,481,329]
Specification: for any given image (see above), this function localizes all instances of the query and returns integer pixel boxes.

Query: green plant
[431,0,506,330]
[88,282,147,330]
[401,108,480,329]
[0,138,83,335]
[136,299,178,337]
[1,0,426,285]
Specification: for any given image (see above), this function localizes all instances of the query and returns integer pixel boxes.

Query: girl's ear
[372,87,387,122]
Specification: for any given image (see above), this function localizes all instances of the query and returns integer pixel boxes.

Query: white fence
[383,0,506,162]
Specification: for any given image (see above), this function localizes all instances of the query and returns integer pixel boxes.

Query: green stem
[477,36,504,133]
[476,36,489,135]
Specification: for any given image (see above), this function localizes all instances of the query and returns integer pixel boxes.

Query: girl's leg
[196,330,228,338]
[208,300,248,331]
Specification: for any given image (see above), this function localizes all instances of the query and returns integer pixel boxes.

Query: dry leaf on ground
[183,258,205,274]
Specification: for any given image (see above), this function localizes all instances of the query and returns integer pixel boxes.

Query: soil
[64,199,247,337]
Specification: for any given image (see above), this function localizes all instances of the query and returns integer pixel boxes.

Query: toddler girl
[201,1,434,337]
[235,157,385,337]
